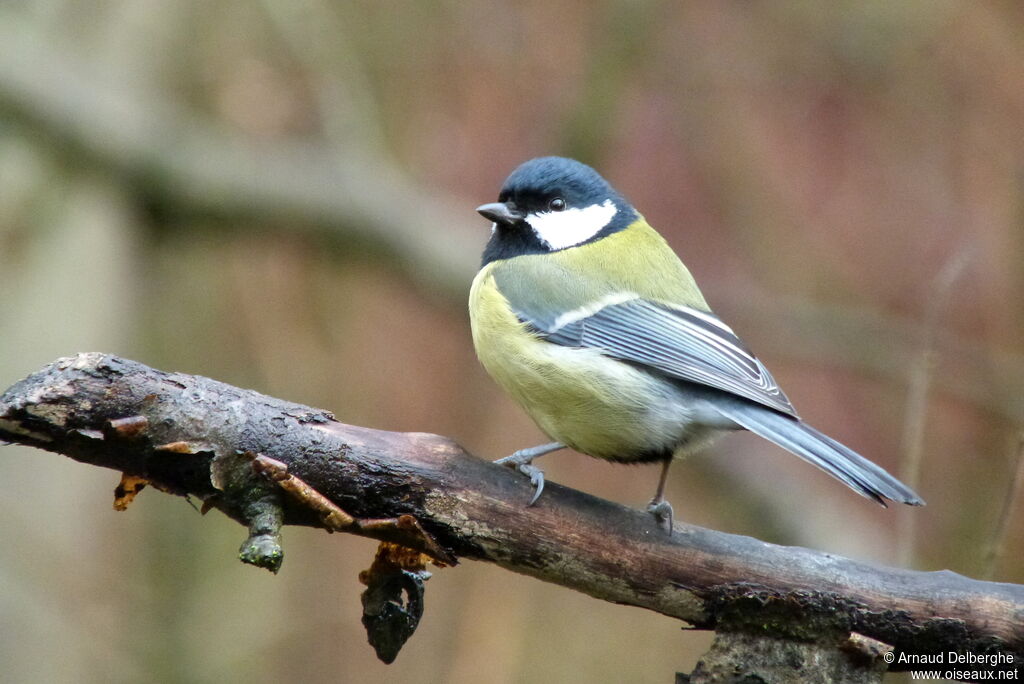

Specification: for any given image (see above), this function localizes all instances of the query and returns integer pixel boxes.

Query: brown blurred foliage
[1,2,1022,682]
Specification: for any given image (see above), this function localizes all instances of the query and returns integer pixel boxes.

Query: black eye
[548,197,566,212]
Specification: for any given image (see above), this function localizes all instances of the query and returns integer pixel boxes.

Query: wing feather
[527,297,798,417]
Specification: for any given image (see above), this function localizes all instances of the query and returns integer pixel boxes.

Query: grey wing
[525,298,798,417]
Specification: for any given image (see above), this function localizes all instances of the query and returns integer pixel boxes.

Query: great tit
[470,156,924,531]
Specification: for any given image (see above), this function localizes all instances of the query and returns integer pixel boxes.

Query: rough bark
[683,632,890,684]
[1,354,1021,680]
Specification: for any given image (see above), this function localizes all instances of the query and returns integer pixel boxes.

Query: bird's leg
[645,459,674,534]
[494,442,565,506]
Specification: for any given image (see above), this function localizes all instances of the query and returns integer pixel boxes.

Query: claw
[646,499,674,535]
[522,465,545,506]
[493,442,564,506]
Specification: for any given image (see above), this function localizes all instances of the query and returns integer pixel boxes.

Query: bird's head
[477,157,636,263]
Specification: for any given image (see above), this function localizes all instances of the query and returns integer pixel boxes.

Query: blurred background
[1,1,1022,682]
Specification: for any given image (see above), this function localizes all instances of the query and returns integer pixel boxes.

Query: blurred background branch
[0,12,478,292]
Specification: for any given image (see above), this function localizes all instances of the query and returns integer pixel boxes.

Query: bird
[468,156,923,532]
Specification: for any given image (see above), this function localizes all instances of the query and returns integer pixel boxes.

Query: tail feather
[713,400,925,506]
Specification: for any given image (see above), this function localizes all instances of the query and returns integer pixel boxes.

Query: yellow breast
[469,263,684,460]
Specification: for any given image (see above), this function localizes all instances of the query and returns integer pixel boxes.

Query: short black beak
[476,202,526,226]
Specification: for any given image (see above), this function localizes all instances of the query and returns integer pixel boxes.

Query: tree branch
[1,353,1021,677]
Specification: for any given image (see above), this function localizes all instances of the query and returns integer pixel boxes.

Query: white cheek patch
[525,199,618,250]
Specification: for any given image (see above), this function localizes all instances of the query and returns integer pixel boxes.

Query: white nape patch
[551,291,640,331]
[526,199,617,250]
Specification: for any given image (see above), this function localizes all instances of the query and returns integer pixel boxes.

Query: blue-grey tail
[713,400,925,506]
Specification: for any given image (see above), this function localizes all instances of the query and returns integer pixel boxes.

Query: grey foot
[494,442,564,506]
[646,499,674,534]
